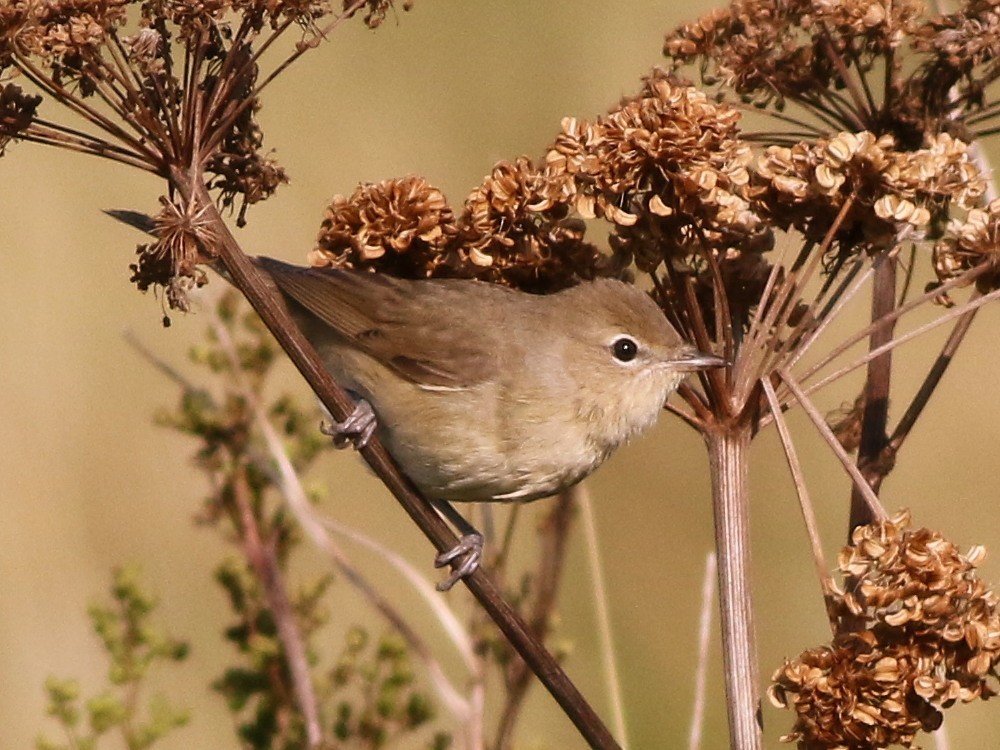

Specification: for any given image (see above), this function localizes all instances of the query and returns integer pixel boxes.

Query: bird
[251,256,725,588]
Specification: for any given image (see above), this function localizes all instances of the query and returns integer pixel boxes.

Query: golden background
[1,2,999,747]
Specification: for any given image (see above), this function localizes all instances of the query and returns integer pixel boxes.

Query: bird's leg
[431,499,485,591]
[321,397,377,449]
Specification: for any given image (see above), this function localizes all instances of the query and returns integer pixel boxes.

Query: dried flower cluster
[663,0,1000,149]
[0,0,411,307]
[0,83,38,154]
[935,198,1000,295]
[309,176,458,277]
[310,74,772,297]
[130,197,219,317]
[551,72,765,271]
[752,131,986,256]
[308,163,612,293]
[770,511,1000,749]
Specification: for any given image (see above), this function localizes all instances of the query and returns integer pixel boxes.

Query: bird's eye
[611,337,639,363]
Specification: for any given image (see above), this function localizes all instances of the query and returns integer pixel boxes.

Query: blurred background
[2,1,999,747]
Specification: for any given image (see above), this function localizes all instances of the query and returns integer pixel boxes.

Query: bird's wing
[254,257,500,389]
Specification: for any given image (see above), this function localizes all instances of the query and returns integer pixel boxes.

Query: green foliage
[36,566,190,750]
[212,557,335,750]
[323,627,448,750]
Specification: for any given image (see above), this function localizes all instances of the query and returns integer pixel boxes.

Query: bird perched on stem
[252,256,724,588]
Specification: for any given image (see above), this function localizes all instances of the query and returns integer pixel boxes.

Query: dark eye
[611,337,638,362]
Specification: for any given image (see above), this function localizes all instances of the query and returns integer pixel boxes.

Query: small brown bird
[253,257,724,587]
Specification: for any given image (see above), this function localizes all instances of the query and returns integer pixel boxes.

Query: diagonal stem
[175,171,621,750]
[777,369,888,523]
[885,303,979,456]
[760,378,836,613]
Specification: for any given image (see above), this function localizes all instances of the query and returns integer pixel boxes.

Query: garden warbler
[254,256,725,586]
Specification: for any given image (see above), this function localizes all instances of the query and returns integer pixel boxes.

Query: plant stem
[850,254,896,530]
[494,487,578,749]
[705,425,761,750]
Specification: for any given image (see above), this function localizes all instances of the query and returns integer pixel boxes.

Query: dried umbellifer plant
[4,0,1000,748]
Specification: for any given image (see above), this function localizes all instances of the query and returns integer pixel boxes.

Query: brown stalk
[777,368,887,523]
[231,465,323,747]
[494,488,577,750]
[849,252,897,530]
[759,377,836,609]
[172,171,621,750]
[704,422,760,750]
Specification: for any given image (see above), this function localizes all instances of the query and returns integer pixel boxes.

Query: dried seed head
[0,83,41,154]
[129,196,216,311]
[750,131,986,260]
[772,511,1000,749]
[310,175,459,277]
[934,198,1000,295]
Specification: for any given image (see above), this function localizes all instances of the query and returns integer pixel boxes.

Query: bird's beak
[670,347,728,372]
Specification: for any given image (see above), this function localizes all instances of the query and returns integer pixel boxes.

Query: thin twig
[760,378,836,607]
[795,261,993,385]
[732,239,791,401]
[579,486,629,750]
[122,328,201,393]
[777,368,887,523]
[687,552,716,750]
[231,469,323,747]
[885,302,979,457]
[791,284,1000,403]
[782,261,875,373]
[749,194,858,396]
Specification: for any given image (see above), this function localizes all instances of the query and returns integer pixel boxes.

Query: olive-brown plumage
[253,257,724,503]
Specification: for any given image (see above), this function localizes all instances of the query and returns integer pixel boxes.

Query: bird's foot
[434,533,484,591]
[321,399,377,450]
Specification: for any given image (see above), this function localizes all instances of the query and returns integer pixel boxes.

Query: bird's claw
[434,533,484,591]
[321,399,377,450]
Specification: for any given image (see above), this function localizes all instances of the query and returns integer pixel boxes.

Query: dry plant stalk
[5,0,1000,748]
